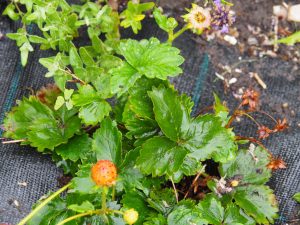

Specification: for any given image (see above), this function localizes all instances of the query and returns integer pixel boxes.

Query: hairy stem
[56,210,104,225]
[168,26,189,43]
[102,186,108,211]
[17,183,71,225]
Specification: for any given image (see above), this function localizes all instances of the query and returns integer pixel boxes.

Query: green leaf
[147,188,177,215]
[3,96,81,151]
[79,47,95,66]
[92,118,122,166]
[72,85,111,125]
[118,38,184,79]
[55,134,92,162]
[223,203,255,225]
[137,136,188,177]
[184,115,237,163]
[68,201,95,213]
[167,200,207,225]
[3,4,19,21]
[219,146,271,185]
[69,47,83,67]
[78,100,111,125]
[54,96,65,110]
[197,194,224,225]
[20,42,34,66]
[71,164,98,194]
[28,35,48,44]
[148,85,190,142]
[144,214,167,225]
[277,31,300,45]
[293,192,300,203]
[233,185,278,224]
[214,93,229,125]
[153,8,178,33]
[110,62,140,97]
[120,1,154,34]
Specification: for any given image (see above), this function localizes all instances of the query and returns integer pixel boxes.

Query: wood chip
[250,72,267,89]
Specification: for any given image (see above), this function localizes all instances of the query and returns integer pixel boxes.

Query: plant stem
[170,177,179,203]
[17,183,71,225]
[102,187,108,211]
[168,26,189,43]
[111,185,116,201]
[56,209,104,225]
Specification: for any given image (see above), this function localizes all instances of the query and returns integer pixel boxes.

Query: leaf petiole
[17,183,71,225]
[56,209,105,225]
[168,25,189,43]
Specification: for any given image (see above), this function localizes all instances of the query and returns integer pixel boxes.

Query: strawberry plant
[2,0,288,224]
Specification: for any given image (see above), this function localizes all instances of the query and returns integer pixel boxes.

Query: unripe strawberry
[91,160,117,187]
[123,208,139,225]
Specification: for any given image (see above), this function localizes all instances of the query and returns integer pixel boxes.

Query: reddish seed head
[91,160,117,187]
[241,89,260,111]
[274,118,288,132]
[257,125,273,139]
[267,157,287,171]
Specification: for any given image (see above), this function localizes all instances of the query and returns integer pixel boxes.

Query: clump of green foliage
[2,0,287,224]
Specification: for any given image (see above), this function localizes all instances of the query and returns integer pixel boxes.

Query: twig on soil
[250,72,267,89]
[184,165,206,199]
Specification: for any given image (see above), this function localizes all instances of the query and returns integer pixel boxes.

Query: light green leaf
[214,93,229,125]
[219,146,271,185]
[69,47,83,67]
[3,4,19,21]
[293,192,300,203]
[119,38,184,79]
[277,31,300,45]
[55,134,92,162]
[137,136,188,177]
[234,185,278,224]
[28,35,48,44]
[153,8,178,33]
[71,164,98,194]
[79,47,94,66]
[120,1,154,34]
[54,96,65,110]
[92,118,122,166]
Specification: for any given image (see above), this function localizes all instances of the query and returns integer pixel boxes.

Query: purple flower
[211,3,235,33]
[214,0,222,9]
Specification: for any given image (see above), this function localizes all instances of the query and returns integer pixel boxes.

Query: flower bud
[230,180,239,187]
[123,208,139,225]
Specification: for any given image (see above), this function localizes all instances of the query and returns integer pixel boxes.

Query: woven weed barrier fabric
[0,9,300,225]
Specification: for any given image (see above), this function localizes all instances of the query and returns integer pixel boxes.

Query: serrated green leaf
[55,134,92,162]
[168,200,207,225]
[144,214,167,225]
[223,203,255,225]
[137,136,188,177]
[120,1,154,34]
[234,185,278,224]
[197,194,224,225]
[68,201,95,213]
[214,93,229,125]
[3,4,19,21]
[147,188,176,215]
[71,164,98,194]
[184,115,237,163]
[219,146,271,185]
[78,100,111,125]
[110,62,140,97]
[3,96,81,151]
[92,118,122,166]
[148,85,190,142]
[118,38,184,79]
[153,8,178,33]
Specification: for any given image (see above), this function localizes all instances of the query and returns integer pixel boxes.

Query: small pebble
[247,36,258,45]
[228,77,237,84]
[17,181,27,187]
[224,35,237,45]
[282,103,289,108]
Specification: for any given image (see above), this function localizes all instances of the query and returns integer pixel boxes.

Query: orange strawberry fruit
[91,160,117,187]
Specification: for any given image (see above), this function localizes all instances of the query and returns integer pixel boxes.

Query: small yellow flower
[230,180,239,187]
[183,4,211,34]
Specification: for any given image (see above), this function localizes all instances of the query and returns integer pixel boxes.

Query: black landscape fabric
[0,3,299,225]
